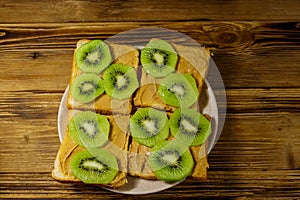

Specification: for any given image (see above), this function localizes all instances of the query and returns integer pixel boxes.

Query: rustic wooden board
[0,1,300,198]
[0,112,299,198]
[0,0,299,22]
[0,21,300,90]
[1,110,300,172]
[0,170,300,199]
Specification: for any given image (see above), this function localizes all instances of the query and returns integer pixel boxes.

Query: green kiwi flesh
[75,40,112,74]
[141,39,178,78]
[130,108,169,147]
[148,140,194,182]
[71,73,104,103]
[102,63,139,100]
[70,148,118,184]
[158,73,199,108]
[68,111,110,148]
[170,108,211,146]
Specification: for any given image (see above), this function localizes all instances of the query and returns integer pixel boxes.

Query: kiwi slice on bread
[129,108,169,147]
[141,39,178,78]
[102,63,139,100]
[68,111,110,148]
[148,140,194,182]
[70,148,118,184]
[70,73,104,103]
[75,40,112,74]
[169,108,211,146]
[158,73,199,108]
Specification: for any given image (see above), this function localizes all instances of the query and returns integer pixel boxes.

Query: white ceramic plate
[57,79,218,195]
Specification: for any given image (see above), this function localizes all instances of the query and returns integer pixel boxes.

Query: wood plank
[0,91,299,198]
[0,89,299,173]
[212,113,300,171]
[0,0,299,198]
[1,87,299,121]
[226,88,300,113]
[0,50,72,92]
[0,0,299,23]
[0,168,299,198]
[0,21,299,90]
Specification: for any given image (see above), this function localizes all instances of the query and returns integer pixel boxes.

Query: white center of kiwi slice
[116,75,128,89]
[153,53,165,65]
[82,121,97,137]
[181,119,198,133]
[162,154,179,165]
[86,51,101,64]
[82,83,95,92]
[83,160,105,170]
[142,119,157,134]
[171,84,185,97]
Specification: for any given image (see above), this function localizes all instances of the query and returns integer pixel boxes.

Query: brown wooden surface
[0,0,300,199]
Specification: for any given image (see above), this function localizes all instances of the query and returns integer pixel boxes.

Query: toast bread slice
[52,110,130,188]
[128,140,209,180]
[128,118,210,181]
[67,39,139,115]
[133,39,210,112]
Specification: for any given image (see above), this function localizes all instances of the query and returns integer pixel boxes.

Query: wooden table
[1,0,299,199]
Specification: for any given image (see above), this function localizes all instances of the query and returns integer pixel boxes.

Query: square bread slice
[128,141,209,180]
[52,110,130,188]
[127,115,210,181]
[67,39,139,115]
[133,40,210,112]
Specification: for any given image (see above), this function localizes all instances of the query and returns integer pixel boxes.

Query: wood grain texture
[0,91,299,198]
[0,0,300,198]
[0,21,299,89]
[0,112,299,198]
[0,0,300,23]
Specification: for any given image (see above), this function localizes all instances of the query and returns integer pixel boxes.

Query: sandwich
[52,110,129,188]
[52,37,211,188]
[67,39,139,115]
[129,39,210,181]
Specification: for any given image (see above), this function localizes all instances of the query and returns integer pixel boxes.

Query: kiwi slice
[129,108,169,147]
[68,111,110,148]
[141,39,178,78]
[75,40,112,74]
[102,63,139,100]
[170,108,211,146]
[70,148,118,184]
[158,73,199,108]
[148,140,194,182]
[71,73,104,103]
